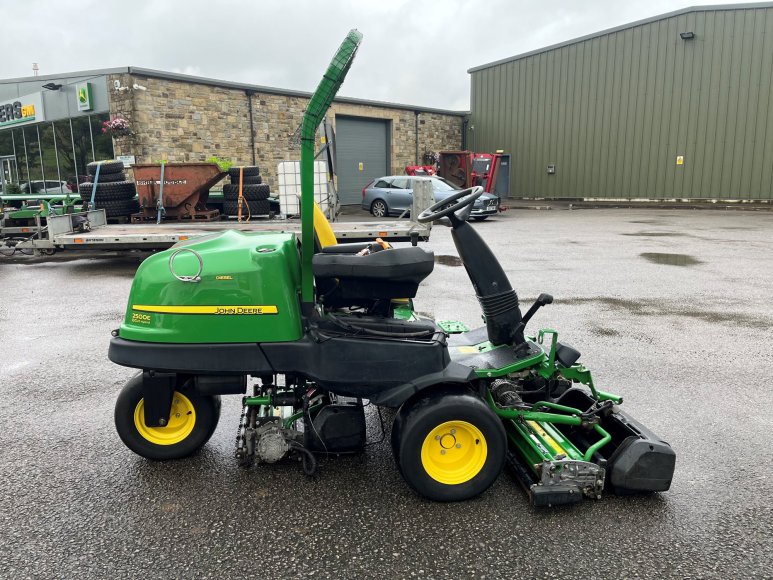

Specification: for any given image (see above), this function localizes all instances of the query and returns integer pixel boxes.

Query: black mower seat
[313,246,434,283]
[313,246,435,300]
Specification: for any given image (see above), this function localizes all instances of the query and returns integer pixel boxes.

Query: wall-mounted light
[680,31,695,40]
[41,82,62,91]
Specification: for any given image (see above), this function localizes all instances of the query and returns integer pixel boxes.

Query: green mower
[109,30,675,506]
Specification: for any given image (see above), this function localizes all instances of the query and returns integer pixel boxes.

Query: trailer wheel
[371,199,388,217]
[393,389,505,501]
[115,375,221,460]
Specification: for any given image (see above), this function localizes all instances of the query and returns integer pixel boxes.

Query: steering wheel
[417,186,483,224]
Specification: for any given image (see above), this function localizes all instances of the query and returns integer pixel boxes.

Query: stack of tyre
[223,166,270,217]
[78,160,139,218]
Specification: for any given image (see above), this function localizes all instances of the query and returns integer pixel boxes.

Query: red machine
[438,151,511,197]
[404,165,436,176]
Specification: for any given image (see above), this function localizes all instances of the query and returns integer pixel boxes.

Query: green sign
[76,82,93,112]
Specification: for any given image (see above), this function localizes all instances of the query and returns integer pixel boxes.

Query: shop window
[91,113,114,163]
[71,116,93,181]
[11,129,28,184]
[53,120,78,189]
[39,123,65,191]
[24,126,43,184]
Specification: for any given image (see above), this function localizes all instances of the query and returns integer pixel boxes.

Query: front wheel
[115,375,221,460]
[392,389,505,502]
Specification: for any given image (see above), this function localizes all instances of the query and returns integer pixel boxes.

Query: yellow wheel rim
[421,420,487,485]
[134,392,196,446]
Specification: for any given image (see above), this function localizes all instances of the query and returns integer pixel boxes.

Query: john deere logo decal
[76,81,93,112]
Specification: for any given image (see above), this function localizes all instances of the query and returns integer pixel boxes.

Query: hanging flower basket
[102,117,131,137]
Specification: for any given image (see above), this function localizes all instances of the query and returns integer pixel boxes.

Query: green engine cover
[119,230,303,344]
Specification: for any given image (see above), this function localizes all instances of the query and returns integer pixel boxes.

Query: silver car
[360,175,499,221]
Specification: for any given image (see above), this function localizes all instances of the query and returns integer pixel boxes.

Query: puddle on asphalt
[590,326,621,337]
[560,296,770,330]
[622,232,686,237]
[435,255,462,267]
[640,252,702,266]
[628,219,665,225]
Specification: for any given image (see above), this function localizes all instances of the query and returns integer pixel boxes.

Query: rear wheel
[371,199,388,217]
[392,389,505,501]
[115,375,221,460]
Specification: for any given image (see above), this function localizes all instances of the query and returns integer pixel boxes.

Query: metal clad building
[468,3,773,200]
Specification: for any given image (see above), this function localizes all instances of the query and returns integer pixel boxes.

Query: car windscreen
[431,178,458,193]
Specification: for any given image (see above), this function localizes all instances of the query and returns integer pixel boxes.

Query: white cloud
[1,0,738,110]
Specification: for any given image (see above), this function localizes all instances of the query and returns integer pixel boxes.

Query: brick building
[0,67,466,204]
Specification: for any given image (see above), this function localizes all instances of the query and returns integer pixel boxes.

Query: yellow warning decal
[456,346,479,354]
[526,420,567,456]
[133,305,278,315]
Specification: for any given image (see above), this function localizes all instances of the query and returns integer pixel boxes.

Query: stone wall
[108,73,464,192]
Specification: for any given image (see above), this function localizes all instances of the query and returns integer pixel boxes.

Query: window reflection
[0,114,113,193]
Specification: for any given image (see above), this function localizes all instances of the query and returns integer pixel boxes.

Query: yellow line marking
[133,305,278,315]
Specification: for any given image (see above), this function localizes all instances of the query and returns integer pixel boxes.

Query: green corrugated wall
[470,6,773,200]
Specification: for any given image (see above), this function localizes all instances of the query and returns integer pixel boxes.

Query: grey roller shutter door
[335,116,388,205]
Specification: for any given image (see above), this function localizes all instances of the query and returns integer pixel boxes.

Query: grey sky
[2,0,739,110]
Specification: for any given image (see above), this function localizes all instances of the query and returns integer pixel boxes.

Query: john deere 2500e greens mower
[109,30,675,506]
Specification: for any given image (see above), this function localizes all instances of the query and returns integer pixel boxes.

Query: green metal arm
[300,30,363,305]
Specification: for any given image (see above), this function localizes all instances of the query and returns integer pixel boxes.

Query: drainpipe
[246,90,257,166]
[414,110,419,165]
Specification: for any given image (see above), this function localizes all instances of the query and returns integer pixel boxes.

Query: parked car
[360,175,499,220]
[19,180,71,194]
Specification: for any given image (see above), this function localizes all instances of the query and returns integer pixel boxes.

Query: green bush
[206,156,233,172]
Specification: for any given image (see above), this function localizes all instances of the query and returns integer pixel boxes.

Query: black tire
[229,174,262,185]
[78,181,137,200]
[115,375,221,460]
[222,183,270,201]
[89,172,126,183]
[94,198,140,217]
[371,199,388,218]
[79,181,137,202]
[392,389,506,502]
[223,198,270,216]
[228,166,260,180]
[87,160,125,175]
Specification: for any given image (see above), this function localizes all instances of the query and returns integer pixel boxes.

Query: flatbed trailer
[3,209,431,253]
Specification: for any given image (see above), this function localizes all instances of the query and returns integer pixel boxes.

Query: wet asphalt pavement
[1,208,771,579]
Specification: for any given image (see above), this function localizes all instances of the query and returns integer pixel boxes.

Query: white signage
[116,155,136,167]
[0,92,45,129]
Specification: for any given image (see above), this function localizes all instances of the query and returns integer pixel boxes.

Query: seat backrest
[313,202,338,249]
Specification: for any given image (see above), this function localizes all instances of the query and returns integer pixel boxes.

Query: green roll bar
[299,29,363,306]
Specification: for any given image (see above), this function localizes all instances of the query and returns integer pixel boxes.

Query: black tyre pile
[223,166,270,217]
[78,160,138,218]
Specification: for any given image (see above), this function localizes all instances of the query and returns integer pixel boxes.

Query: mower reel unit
[108,30,675,507]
